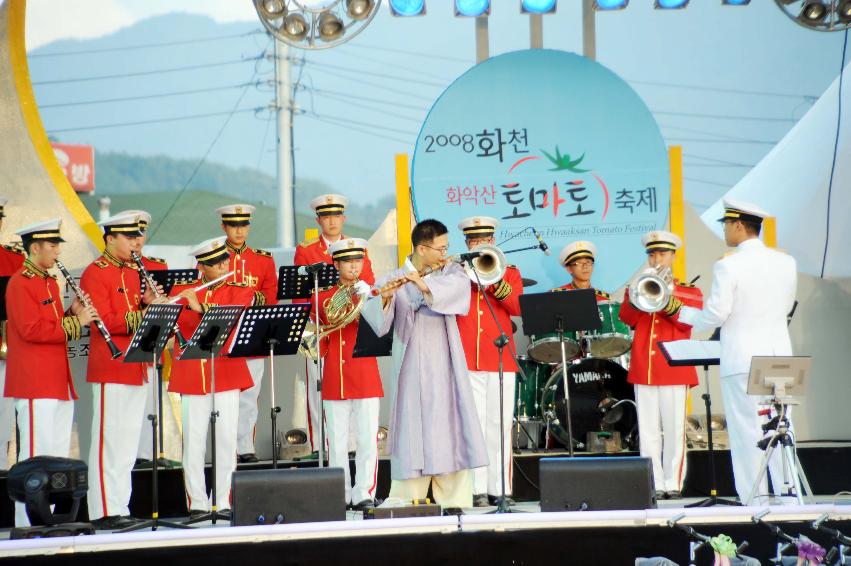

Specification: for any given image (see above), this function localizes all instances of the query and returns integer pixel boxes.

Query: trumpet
[55,260,122,359]
[131,251,190,349]
[628,264,674,313]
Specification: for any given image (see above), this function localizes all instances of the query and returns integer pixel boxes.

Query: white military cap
[309,194,348,216]
[718,198,769,224]
[16,217,65,242]
[216,204,256,225]
[115,209,152,230]
[190,237,230,265]
[458,216,498,238]
[559,240,597,266]
[328,237,368,261]
[641,230,682,253]
[98,213,144,236]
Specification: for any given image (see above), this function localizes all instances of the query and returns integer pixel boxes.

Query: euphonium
[628,265,674,313]
[298,283,367,359]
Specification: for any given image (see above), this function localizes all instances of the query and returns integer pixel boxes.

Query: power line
[669,138,776,145]
[628,78,819,101]
[38,81,259,109]
[31,55,265,86]
[302,65,437,103]
[306,111,417,137]
[684,177,736,189]
[45,106,263,133]
[310,90,424,123]
[652,109,797,123]
[683,153,754,167]
[325,49,460,83]
[300,85,431,112]
[302,113,411,145]
[344,42,471,65]
[660,122,779,144]
[28,29,263,58]
[303,58,447,88]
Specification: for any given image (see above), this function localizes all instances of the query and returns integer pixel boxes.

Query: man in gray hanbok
[362,220,487,509]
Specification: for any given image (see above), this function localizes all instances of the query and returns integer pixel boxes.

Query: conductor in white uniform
[678,199,797,504]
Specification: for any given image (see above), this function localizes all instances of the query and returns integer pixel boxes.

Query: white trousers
[634,384,688,492]
[721,373,790,503]
[87,383,147,520]
[137,366,164,461]
[0,361,15,470]
[14,398,74,527]
[236,358,265,455]
[324,398,380,505]
[182,390,239,512]
[469,370,515,496]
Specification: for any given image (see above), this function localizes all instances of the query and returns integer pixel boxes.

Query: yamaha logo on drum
[572,370,612,385]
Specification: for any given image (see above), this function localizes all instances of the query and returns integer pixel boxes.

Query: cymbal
[521,278,538,287]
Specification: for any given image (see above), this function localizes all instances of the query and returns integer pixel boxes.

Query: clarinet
[131,252,189,349]
[54,260,122,360]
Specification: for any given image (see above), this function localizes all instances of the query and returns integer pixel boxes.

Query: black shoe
[134,458,152,469]
[188,509,208,520]
[442,507,464,516]
[655,490,667,501]
[237,453,259,463]
[488,495,515,506]
[665,490,682,500]
[352,499,375,511]
[91,515,138,530]
[473,493,490,508]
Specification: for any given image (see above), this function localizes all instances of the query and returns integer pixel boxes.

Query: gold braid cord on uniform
[253,291,266,306]
[662,296,683,317]
[125,311,143,334]
[201,303,216,314]
[61,316,82,341]
[492,279,512,301]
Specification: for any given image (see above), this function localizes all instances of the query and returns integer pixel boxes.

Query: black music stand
[519,289,600,457]
[659,339,739,507]
[278,264,338,468]
[352,314,392,358]
[229,304,312,469]
[179,305,245,525]
[139,269,198,296]
[120,303,190,532]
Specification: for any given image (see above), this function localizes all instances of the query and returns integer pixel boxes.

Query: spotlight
[709,415,728,431]
[800,0,828,22]
[521,0,557,14]
[377,426,389,442]
[318,11,345,41]
[840,0,851,22]
[259,0,287,19]
[282,13,309,41]
[655,0,689,8]
[389,0,426,16]
[7,457,88,527]
[594,0,628,9]
[455,0,491,17]
[346,0,374,20]
[285,429,308,445]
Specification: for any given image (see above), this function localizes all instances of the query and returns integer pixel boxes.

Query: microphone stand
[301,262,326,468]
[811,514,851,565]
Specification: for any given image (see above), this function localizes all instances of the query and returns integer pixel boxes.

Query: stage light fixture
[254,0,381,50]
[389,0,425,16]
[722,0,750,4]
[774,0,851,31]
[521,0,557,14]
[285,429,309,445]
[7,457,88,527]
[455,0,491,17]
[800,0,829,22]
[655,0,689,8]
[840,0,851,22]
[594,0,628,9]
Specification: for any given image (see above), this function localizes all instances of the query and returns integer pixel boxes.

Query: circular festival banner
[411,49,669,293]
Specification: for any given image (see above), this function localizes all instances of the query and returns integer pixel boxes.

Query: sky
[21,0,849,213]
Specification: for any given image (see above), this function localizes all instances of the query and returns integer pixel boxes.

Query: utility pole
[583,0,596,60]
[275,39,296,248]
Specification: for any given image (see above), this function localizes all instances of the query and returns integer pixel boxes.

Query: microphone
[531,228,551,256]
[459,251,482,262]
[298,262,326,276]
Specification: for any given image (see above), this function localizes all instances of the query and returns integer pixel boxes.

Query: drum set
[514,300,638,453]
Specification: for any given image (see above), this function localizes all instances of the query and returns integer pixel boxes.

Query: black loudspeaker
[539,456,656,512]
[231,468,347,526]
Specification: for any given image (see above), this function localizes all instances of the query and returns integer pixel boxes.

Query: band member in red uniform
[619,231,704,499]
[293,194,374,453]
[552,240,611,301]
[169,237,261,519]
[454,217,523,508]
[215,204,277,463]
[0,198,25,470]
[116,210,169,464]
[81,213,164,530]
[5,219,98,526]
[317,238,382,510]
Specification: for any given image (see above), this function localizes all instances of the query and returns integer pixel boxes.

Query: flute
[369,259,449,297]
[54,260,123,360]
[131,251,190,349]
[167,271,236,304]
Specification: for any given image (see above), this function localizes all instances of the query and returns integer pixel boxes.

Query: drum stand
[556,319,576,458]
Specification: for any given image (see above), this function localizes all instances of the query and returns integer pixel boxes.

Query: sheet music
[658,339,720,366]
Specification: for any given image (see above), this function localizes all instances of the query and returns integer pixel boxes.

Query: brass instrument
[0,321,6,361]
[628,265,674,313]
[131,251,190,349]
[55,260,122,359]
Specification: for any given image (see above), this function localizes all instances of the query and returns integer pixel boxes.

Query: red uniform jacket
[5,261,79,400]
[317,285,383,400]
[80,251,147,385]
[619,282,704,387]
[141,255,168,273]
[293,236,375,290]
[167,280,256,395]
[551,282,611,303]
[456,265,523,373]
[0,244,26,356]
[225,242,278,306]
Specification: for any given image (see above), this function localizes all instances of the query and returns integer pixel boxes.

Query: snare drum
[586,301,632,358]
[527,331,580,364]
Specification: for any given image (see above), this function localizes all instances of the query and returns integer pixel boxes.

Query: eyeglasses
[421,244,449,254]
[569,260,594,268]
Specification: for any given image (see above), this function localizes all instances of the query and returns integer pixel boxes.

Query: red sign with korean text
[51,143,95,193]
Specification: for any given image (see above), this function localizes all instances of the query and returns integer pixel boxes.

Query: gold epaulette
[506,264,518,270]
[173,278,200,287]
[94,259,109,268]
[227,281,249,287]
[22,269,35,279]
[252,247,272,257]
[595,289,611,300]
[677,280,696,288]
[145,256,167,265]
[2,244,25,256]
[298,237,319,248]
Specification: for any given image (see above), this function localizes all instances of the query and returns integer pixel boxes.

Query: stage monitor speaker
[539,456,656,512]
[231,467,346,526]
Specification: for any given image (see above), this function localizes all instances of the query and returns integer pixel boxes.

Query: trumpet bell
[464,244,508,287]
[628,266,673,313]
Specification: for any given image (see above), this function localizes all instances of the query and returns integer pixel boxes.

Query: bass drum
[541,358,636,450]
